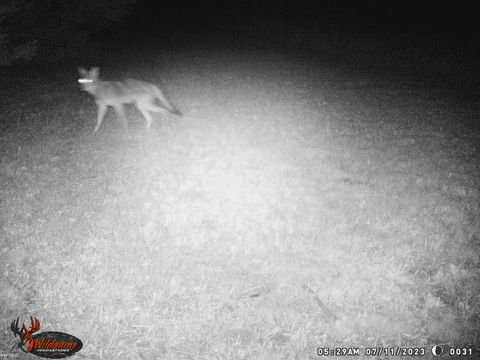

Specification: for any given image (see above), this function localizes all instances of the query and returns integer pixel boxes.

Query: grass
[0,44,479,359]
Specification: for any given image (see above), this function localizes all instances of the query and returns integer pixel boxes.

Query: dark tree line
[0,0,138,65]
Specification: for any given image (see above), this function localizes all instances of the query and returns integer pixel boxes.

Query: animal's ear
[78,67,88,76]
[90,67,100,78]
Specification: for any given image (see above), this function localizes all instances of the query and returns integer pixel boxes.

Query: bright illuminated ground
[1,48,479,359]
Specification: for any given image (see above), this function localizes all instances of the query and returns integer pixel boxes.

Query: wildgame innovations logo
[10,316,83,358]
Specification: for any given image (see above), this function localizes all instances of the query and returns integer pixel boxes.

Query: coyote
[78,67,181,133]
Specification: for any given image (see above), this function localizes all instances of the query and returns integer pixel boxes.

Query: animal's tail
[153,85,182,116]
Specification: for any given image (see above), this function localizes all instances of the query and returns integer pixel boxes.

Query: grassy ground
[1,46,479,359]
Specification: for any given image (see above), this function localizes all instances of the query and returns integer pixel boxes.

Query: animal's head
[77,67,100,92]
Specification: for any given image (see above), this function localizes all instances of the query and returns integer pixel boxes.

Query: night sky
[123,1,480,44]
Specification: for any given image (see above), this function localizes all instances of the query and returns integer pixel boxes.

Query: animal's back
[95,79,156,105]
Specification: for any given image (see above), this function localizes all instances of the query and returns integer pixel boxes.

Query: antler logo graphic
[10,316,83,358]
[11,316,41,352]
